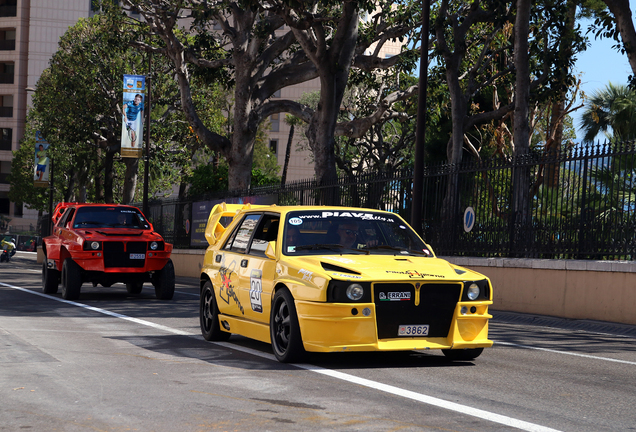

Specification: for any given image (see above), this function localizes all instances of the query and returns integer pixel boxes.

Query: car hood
[288,254,481,282]
[75,228,163,240]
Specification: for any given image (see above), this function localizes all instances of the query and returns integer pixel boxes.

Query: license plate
[398,324,429,336]
[130,253,145,259]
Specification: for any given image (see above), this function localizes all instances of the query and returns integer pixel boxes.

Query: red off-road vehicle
[41,202,175,300]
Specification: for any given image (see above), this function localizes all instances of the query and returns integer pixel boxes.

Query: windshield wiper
[365,245,431,256]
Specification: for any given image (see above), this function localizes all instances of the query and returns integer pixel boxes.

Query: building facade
[2,1,401,232]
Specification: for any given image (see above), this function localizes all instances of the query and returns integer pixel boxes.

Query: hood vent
[321,262,361,275]
[96,230,144,237]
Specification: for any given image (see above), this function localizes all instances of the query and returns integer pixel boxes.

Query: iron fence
[141,140,636,260]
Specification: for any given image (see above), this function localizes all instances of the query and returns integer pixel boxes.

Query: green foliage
[580,83,636,143]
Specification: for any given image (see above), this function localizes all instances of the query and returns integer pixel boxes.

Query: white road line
[494,340,636,365]
[2,281,564,432]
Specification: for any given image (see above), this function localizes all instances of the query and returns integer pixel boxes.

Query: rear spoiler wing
[204,202,269,246]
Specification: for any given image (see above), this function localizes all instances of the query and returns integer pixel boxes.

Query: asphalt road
[1,251,635,432]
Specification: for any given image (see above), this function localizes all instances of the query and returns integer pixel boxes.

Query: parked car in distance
[42,202,175,300]
[199,203,493,363]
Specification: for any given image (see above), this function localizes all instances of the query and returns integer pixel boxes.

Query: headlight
[150,241,158,251]
[467,283,480,300]
[346,283,364,301]
[83,241,101,251]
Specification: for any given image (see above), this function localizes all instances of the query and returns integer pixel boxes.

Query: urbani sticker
[378,291,411,301]
[250,269,263,313]
[331,273,362,279]
[289,217,303,225]
[298,269,313,282]
[327,257,356,264]
[386,270,445,279]
[218,264,244,314]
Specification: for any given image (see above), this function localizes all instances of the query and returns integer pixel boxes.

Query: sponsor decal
[386,269,445,278]
[250,269,263,313]
[328,257,356,264]
[331,273,362,279]
[287,246,296,253]
[218,264,244,314]
[289,217,303,225]
[298,268,313,282]
[378,291,411,301]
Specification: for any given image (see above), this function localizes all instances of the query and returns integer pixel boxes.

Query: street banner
[121,74,145,158]
[34,131,50,188]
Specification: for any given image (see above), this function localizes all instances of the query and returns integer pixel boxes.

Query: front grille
[374,283,461,339]
[103,241,146,268]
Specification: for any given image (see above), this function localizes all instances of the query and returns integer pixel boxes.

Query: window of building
[269,139,278,154]
[0,29,16,51]
[0,95,12,117]
[270,113,279,132]
[0,128,11,151]
[0,0,17,18]
[0,62,14,84]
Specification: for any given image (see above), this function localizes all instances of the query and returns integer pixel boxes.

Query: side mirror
[265,241,276,260]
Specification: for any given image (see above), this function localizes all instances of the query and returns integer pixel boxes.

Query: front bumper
[295,300,493,352]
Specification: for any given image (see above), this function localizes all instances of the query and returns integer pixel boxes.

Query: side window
[249,215,280,256]
[226,214,262,254]
[59,208,75,228]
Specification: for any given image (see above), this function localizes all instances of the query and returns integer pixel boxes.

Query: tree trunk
[307,75,342,205]
[603,0,636,79]
[545,0,576,188]
[281,123,294,186]
[512,0,533,256]
[122,158,138,204]
[103,147,115,203]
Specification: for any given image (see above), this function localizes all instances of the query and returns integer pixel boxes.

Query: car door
[214,213,262,317]
[237,214,280,324]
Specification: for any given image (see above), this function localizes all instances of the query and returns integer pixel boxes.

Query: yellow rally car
[199,203,493,363]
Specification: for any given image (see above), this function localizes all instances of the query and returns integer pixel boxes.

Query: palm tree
[580,83,636,143]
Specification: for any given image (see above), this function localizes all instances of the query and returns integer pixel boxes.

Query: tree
[275,0,420,199]
[27,10,146,204]
[598,0,636,82]
[127,0,316,191]
[580,83,636,142]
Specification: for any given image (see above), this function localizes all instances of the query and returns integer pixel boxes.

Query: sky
[571,1,636,141]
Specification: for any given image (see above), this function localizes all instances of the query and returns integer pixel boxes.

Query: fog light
[351,308,358,315]
[346,283,364,301]
[461,306,468,315]
[470,306,477,313]
[362,307,371,316]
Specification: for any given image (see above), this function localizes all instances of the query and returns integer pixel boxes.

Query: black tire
[270,288,305,363]
[152,259,175,300]
[42,259,59,294]
[199,281,231,341]
[442,348,484,361]
[126,281,144,295]
[61,258,82,300]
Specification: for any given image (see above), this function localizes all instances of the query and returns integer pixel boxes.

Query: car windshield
[282,210,432,256]
[72,207,150,229]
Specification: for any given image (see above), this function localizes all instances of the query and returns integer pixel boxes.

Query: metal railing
[120,140,636,260]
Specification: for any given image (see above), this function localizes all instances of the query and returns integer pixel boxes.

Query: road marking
[2,281,564,432]
[494,340,636,365]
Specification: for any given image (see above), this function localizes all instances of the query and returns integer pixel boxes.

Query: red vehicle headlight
[83,241,101,251]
